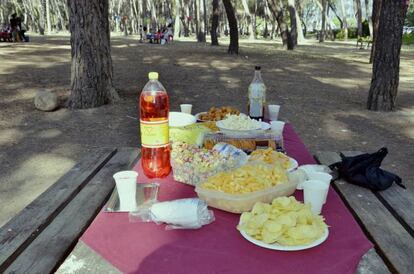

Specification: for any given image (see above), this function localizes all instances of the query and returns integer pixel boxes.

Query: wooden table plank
[315,151,414,273]
[0,148,116,272]
[4,147,140,274]
[356,248,390,274]
[55,241,121,274]
[340,151,414,235]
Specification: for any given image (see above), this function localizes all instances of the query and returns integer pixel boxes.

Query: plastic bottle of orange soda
[139,72,171,178]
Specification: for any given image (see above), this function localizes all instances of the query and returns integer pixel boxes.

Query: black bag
[330,147,405,191]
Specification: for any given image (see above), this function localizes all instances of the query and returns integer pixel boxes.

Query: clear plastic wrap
[129,198,215,230]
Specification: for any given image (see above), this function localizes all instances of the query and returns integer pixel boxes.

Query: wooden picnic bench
[0,147,140,273]
[1,149,413,273]
[315,151,414,274]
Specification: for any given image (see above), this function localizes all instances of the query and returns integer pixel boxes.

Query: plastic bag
[213,142,248,168]
[330,148,405,191]
[129,198,215,230]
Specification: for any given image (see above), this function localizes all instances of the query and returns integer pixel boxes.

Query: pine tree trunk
[174,0,181,37]
[295,5,305,42]
[354,0,363,37]
[367,0,407,111]
[242,0,254,40]
[267,0,290,48]
[46,0,52,33]
[203,0,208,38]
[370,0,382,64]
[211,0,219,46]
[67,0,119,109]
[340,0,348,40]
[222,0,238,54]
[365,0,373,38]
[287,0,298,48]
[319,0,327,42]
[39,0,46,35]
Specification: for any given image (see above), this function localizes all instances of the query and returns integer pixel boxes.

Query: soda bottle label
[140,119,169,148]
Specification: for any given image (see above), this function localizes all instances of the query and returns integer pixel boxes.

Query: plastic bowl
[195,180,298,214]
[169,112,196,127]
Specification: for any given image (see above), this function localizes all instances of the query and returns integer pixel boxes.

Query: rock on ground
[34,91,58,111]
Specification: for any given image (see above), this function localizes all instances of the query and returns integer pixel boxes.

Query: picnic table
[1,126,413,273]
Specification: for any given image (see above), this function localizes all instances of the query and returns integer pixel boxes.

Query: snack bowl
[195,112,209,122]
[195,179,298,214]
[216,121,270,137]
[169,111,196,127]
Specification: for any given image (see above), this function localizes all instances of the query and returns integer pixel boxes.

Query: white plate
[240,227,329,251]
[216,121,271,137]
[169,112,196,127]
[288,157,299,172]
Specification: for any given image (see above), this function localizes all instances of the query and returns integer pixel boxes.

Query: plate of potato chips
[237,197,329,251]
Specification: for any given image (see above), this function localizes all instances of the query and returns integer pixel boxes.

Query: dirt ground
[0,34,413,227]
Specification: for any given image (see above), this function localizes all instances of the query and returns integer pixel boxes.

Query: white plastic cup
[303,180,329,215]
[306,172,332,204]
[270,120,285,134]
[180,104,192,114]
[268,105,280,121]
[113,171,138,212]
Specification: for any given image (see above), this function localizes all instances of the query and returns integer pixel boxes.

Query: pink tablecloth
[81,124,372,274]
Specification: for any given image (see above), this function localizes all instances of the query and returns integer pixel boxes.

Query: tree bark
[203,0,208,38]
[319,0,327,42]
[67,0,119,109]
[267,0,291,48]
[365,0,373,38]
[39,0,46,35]
[367,0,407,111]
[242,0,255,40]
[211,0,219,45]
[354,0,363,37]
[222,0,238,54]
[340,0,348,40]
[46,0,52,33]
[370,0,382,64]
[295,0,305,42]
[174,0,181,37]
[287,0,298,47]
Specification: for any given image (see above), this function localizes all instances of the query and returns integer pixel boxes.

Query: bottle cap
[148,72,159,80]
[255,66,261,70]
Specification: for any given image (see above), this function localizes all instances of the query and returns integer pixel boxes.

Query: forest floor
[0,34,413,226]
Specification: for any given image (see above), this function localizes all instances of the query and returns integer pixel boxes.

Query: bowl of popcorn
[195,163,298,213]
[216,114,270,137]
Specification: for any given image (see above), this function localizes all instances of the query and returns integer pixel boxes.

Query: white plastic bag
[129,198,215,230]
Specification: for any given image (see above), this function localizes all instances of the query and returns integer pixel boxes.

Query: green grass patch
[402,34,414,45]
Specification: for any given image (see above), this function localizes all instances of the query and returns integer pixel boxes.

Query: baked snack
[199,106,240,121]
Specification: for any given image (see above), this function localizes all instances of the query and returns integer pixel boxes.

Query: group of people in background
[140,19,173,45]
[0,13,28,42]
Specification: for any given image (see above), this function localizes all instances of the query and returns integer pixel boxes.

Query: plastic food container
[195,179,298,214]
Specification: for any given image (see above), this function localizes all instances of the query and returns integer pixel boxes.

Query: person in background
[10,13,21,42]
[140,26,147,43]
[167,23,173,42]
